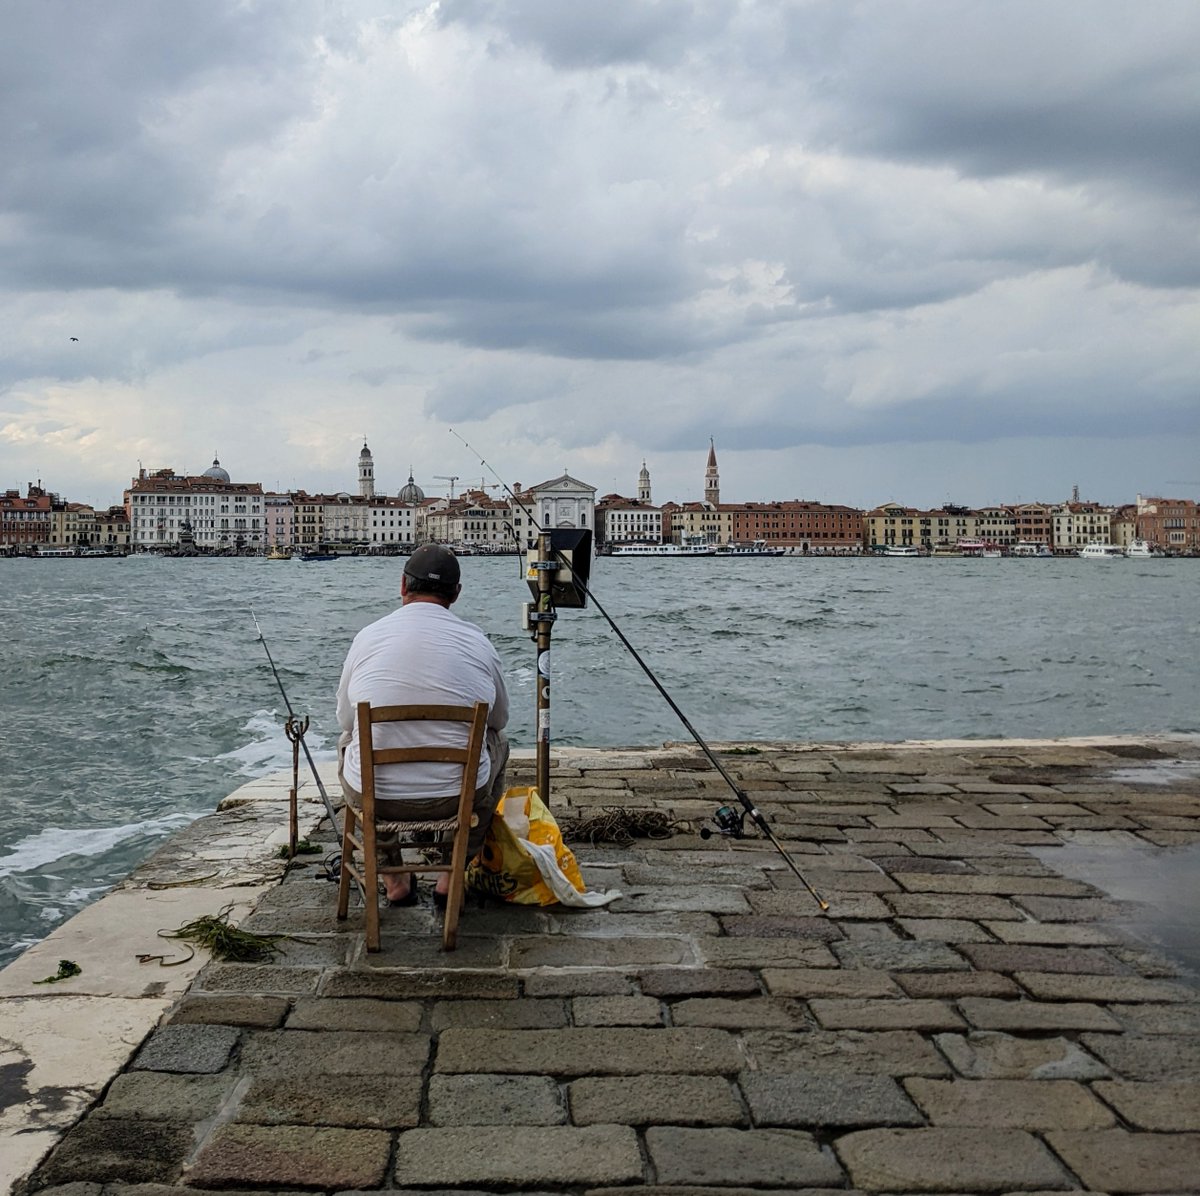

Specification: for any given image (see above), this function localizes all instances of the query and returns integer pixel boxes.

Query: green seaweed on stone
[158,904,290,963]
[277,839,323,858]
[33,959,82,984]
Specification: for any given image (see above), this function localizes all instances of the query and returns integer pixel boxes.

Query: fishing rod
[250,610,341,832]
[448,429,829,911]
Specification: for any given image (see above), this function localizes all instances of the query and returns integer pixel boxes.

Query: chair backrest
[356,700,489,806]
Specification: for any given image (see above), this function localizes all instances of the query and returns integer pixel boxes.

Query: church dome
[397,471,425,503]
[202,457,230,483]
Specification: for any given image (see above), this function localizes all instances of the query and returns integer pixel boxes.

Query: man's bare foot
[383,876,412,902]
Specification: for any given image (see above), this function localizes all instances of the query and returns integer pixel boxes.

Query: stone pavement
[12,736,1200,1195]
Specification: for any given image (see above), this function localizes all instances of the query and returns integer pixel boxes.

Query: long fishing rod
[448,429,828,910]
[250,610,340,832]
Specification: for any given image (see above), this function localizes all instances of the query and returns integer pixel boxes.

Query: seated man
[336,544,509,905]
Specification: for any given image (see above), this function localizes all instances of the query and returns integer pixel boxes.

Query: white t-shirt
[336,601,509,801]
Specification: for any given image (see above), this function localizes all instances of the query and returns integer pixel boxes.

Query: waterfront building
[264,493,294,548]
[291,492,323,550]
[1006,502,1054,548]
[125,459,264,551]
[425,489,514,550]
[49,501,97,548]
[974,506,1017,547]
[369,496,421,548]
[726,501,863,551]
[95,505,131,550]
[595,494,663,547]
[1052,500,1112,551]
[661,500,729,546]
[0,484,53,550]
[1110,503,1138,550]
[1136,494,1200,552]
[863,503,983,550]
[321,492,371,546]
[522,474,597,551]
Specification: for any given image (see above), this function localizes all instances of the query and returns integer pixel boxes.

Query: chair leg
[362,809,380,953]
[336,806,356,921]
[441,828,472,952]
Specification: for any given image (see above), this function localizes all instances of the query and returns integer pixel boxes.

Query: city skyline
[3,4,1199,510]
[5,436,1193,517]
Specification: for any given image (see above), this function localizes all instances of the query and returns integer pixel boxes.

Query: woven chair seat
[343,805,472,836]
[375,815,460,835]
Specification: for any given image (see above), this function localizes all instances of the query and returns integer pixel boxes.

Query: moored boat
[1125,539,1159,558]
[607,542,717,557]
[715,540,787,557]
[1080,542,1125,560]
[1011,540,1053,558]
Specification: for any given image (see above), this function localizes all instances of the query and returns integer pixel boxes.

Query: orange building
[0,484,53,550]
[1136,495,1200,553]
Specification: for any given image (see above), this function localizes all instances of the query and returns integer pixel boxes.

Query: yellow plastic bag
[466,786,619,907]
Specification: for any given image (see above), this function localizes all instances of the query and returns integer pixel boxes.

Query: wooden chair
[336,699,488,952]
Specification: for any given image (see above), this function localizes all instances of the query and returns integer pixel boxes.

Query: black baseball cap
[404,544,461,586]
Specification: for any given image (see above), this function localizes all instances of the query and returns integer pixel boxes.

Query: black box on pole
[525,528,591,608]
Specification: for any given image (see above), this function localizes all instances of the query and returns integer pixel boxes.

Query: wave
[204,709,334,776]
[0,812,199,879]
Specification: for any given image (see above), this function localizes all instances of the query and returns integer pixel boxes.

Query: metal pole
[535,528,553,802]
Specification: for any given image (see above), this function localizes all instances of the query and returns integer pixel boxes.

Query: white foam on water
[205,708,334,777]
[0,813,198,879]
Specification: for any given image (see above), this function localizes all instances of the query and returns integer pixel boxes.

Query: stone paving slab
[188,1124,392,1189]
[1045,1129,1200,1194]
[9,736,1200,1196]
[394,1125,643,1186]
[834,1126,1074,1191]
[903,1078,1117,1130]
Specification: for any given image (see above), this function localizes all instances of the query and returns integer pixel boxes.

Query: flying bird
[70,337,79,342]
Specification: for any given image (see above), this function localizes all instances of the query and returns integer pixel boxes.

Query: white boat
[715,540,787,557]
[981,549,1003,558]
[1125,539,1158,558]
[1080,542,1125,560]
[879,545,923,557]
[1011,540,1053,558]
[608,542,717,557]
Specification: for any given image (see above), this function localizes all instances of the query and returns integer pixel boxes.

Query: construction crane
[434,475,459,499]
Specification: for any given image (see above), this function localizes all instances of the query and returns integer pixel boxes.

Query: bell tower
[704,439,719,506]
[638,460,651,504]
[358,439,375,499]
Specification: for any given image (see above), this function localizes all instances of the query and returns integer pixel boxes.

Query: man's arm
[487,643,509,730]
[335,643,358,735]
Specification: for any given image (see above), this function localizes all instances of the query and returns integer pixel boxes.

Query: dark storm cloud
[436,0,730,68]
[788,1,1200,194]
[2,0,1198,509]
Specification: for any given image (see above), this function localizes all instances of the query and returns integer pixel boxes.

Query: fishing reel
[698,804,747,839]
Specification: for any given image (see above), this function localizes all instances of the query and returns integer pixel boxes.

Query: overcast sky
[3,0,1198,510]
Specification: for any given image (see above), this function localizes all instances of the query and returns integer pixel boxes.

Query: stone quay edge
[2,733,1199,1195]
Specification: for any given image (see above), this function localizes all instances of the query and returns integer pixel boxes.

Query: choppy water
[2,553,1197,963]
